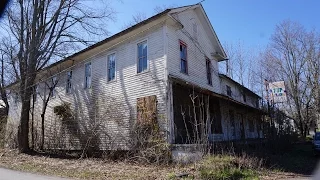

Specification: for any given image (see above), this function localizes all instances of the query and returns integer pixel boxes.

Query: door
[229,110,236,140]
[238,113,245,140]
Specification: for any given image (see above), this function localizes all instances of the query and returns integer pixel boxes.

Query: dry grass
[0,149,192,180]
[0,149,310,180]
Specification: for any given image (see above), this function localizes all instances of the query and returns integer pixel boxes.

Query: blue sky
[109,0,320,49]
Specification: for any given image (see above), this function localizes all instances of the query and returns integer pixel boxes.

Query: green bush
[198,155,260,180]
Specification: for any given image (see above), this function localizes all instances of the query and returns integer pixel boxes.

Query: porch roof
[169,75,265,113]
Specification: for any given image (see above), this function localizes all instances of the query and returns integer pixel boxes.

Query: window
[226,85,232,97]
[243,93,246,102]
[229,110,235,136]
[66,71,72,93]
[84,62,91,89]
[50,76,57,98]
[33,85,38,102]
[255,99,259,108]
[137,95,157,125]
[206,58,212,85]
[14,92,19,105]
[137,40,147,73]
[108,53,116,81]
[180,41,188,74]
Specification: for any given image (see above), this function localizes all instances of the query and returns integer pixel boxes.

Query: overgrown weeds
[129,122,171,165]
[197,154,261,180]
[0,116,7,148]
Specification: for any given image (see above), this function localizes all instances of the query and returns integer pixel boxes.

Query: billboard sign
[268,81,287,103]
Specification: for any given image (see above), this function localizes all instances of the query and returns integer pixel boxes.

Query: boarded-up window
[137,95,157,125]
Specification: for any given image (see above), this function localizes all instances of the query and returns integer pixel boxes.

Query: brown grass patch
[0,149,310,180]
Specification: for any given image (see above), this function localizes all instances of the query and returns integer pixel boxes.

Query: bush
[197,155,260,180]
[0,116,8,148]
[129,122,171,165]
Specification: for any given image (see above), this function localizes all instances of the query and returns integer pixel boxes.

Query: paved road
[0,168,70,180]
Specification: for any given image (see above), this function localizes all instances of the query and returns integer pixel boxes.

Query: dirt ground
[0,147,315,180]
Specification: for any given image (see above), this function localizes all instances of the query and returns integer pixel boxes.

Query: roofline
[219,73,261,98]
[169,75,263,112]
[197,4,227,59]
[6,8,171,89]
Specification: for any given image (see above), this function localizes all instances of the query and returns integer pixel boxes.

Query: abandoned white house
[6,4,263,150]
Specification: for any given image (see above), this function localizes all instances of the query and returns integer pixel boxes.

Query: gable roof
[169,4,227,61]
[7,3,227,88]
[219,74,261,99]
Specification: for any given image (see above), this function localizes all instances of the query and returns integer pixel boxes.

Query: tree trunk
[41,113,44,150]
[18,96,31,153]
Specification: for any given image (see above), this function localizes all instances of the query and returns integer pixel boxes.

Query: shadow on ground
[266,142,319,175]
[224,141,320,176]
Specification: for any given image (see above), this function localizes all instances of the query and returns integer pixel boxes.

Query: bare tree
[122,4,177,30]
[121,12,147,30]
[153,4,177,14]
[262,20,320,137]
[1,0,115,152]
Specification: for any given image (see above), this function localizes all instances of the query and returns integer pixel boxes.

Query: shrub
[197,155,260,180]
[129,122,171,165]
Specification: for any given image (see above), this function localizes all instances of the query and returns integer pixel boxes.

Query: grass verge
[0,148,310,180]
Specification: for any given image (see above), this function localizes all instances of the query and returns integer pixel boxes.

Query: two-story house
[6,3,263,150]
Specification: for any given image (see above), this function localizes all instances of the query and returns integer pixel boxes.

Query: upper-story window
[108,53,116,81]
[14,92,19,105]
[33,85,38,102]
[180,41,188,74]
[50,76,57,98]
[243,93,246,102]
[84,62,92,89]
[137,40,147,73]
[226,85,232,97]
[206,58,212,85]
[66,71,72,93]
[256,99,259,108]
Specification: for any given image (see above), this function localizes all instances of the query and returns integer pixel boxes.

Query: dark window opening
[226,85,232,97]
[206,58,212,85]
[66,71,72,93]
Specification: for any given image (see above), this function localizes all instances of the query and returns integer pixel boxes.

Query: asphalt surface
[0,168,70,180]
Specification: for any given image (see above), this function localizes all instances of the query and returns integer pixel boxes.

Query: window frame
[107,52,116,82]
[179,40,188,74]
[66,70,72,94]
[13,92,19,106]
[206,58,212,86]
[50,76,57,98]
[226,85,232,97]
[243,93,246,102]
[33,85,38,102]
[84,62,92,89]
[136,40,148,74]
